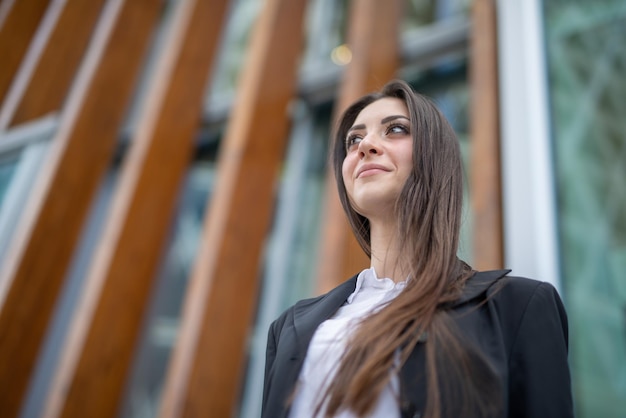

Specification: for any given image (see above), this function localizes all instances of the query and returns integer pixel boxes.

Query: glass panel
[119,149,216,418]
[402,0,472,33]
[0,154,19,206]
[543,1,626,417]
[21,168,118,418]
[238,100,331,417]
[300,0,472,75]
[301,0,348,71]
[208,0,263,107]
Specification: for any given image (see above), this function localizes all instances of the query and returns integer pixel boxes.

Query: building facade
[0,0,623,417]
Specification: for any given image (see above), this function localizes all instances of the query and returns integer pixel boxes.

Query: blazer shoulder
[487,275,569,349]
[489,275,563,310]
[493,277,572,417]
[277,293,324,317]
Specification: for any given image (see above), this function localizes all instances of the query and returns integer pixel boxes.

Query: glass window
[543,1,626,417]
[20,167,118,418]
[119,143,217,418]
[207,0,264,108]
[301,0,348,71]
[237,99,331,417]
[403,0,472,33]
[300,0,472,78]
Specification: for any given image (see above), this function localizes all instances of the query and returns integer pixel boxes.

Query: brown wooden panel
[469,0,503,270]
[0,0,107,130]
[0,0,49,104]
[316,0,402,294]
[0,0,17,29]
[157,0,308,416]
[0,1,161,416]
[40,1,229,417]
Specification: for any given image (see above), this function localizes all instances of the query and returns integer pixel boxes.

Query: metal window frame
[497,0,561,290]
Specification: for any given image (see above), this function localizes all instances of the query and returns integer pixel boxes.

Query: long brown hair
[322,80,501,417]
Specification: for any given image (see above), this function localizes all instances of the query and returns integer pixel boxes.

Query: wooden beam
[40,0,229,417]
[0,0,160,416]
[0,0,107,130]
[0,0,17,30]
[470,0,503,270]
[0,0,49,104]
[316,0,402,294]
[157,0,308,416]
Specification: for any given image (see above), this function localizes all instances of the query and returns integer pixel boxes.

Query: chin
[347,177,405,216]
[350,194,397,219]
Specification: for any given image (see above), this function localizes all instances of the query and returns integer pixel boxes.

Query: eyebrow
[381,114,410,124]
[347,114,410,133]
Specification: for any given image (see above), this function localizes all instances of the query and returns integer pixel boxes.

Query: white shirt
[289,267,407,418]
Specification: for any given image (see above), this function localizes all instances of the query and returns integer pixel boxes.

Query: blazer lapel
[291,275,358,360]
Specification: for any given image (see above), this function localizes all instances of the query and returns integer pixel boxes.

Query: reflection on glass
[402,0,471,33]
[544,1,626,417]
[208,0,263,105]
[301,0,348,71]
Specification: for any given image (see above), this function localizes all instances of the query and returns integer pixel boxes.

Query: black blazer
[262,270,574,418]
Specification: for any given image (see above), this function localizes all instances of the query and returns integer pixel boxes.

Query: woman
[262,80,573,418]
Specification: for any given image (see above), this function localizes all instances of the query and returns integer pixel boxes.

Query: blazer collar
[450,269,511,307]
[292,275,358,356]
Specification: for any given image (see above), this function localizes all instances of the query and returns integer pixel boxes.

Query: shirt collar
[346,267,407,304]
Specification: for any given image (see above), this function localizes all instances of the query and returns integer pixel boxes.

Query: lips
[356,163,390,178]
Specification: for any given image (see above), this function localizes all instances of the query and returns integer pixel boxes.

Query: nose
[357,133,382,158]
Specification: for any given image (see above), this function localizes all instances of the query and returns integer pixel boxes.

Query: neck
[368,218,407,283]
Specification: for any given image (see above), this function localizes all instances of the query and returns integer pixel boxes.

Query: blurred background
[0,0,624,417]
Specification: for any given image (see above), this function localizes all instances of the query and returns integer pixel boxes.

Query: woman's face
[341,97,413,220]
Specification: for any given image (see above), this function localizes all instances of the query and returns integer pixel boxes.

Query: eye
[386,123,410,136]
[345,133,363,150]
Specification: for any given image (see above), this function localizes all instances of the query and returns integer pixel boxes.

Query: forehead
[353,97,408,126]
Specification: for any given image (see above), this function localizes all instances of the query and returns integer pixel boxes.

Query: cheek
[401,155,413,178]
[341,157,354,189]
[399,145,414,179]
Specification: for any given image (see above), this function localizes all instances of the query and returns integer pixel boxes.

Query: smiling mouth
[357,168,389,178]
